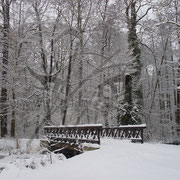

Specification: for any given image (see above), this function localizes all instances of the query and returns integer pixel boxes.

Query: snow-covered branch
[156,21,180,27]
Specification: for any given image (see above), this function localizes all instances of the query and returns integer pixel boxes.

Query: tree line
[0,0,179,144]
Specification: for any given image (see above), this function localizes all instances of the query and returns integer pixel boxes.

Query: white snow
[118,124,146,128]
[44,124,103,128]
[1,139,180,180]
[0,138,41,154]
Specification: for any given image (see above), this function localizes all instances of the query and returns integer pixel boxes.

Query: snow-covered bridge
[43,124,146,154]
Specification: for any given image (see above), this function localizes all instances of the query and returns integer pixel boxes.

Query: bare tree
[0,0,11,137]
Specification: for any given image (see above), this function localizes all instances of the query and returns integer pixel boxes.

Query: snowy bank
[1,139,180,180]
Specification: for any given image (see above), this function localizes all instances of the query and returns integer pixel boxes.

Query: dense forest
[0,0,179,143]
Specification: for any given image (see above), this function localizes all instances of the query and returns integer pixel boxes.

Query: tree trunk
[124,0,142,124]
[62,35,73,125]
[94,0,109,125]
[76,0,84,124]
[0,0,10,137]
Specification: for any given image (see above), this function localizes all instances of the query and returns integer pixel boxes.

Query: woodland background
[0,0,180,143]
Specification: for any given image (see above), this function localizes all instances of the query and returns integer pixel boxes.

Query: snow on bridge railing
[44,124,146,145]
[101,124,146,143]
[44,124,103,145]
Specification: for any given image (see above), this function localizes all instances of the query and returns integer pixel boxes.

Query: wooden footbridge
[43,124,146,156]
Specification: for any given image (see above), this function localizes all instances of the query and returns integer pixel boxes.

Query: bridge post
[141,128,144,144]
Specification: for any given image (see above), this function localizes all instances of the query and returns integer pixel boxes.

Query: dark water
[56,149,82,158]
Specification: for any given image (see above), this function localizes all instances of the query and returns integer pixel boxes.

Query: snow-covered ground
[0,139,180,180]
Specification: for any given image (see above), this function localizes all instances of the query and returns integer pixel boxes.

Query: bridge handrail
[44,124,102,145]
[101,124,146,143]
[44,124,146,145]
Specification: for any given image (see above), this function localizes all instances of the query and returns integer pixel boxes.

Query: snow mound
[8,153,66,170]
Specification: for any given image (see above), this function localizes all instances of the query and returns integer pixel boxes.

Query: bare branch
[82,0,92,31]
[137,7,151,23]
[136,3,147,13]
[156,21,180,28]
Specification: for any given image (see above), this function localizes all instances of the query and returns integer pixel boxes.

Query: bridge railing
[101,124,146,143]
[44,124,146,146]
[44,124,102,145]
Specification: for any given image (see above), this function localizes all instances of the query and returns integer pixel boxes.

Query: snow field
[0,139,180,180]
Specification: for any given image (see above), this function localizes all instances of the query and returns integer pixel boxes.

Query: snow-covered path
[1,139,180,180]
